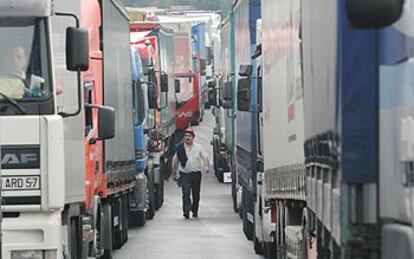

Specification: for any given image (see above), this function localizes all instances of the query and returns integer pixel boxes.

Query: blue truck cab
[131,47,149,172]
[129,47,149,226]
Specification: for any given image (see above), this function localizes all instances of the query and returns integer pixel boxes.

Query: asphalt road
[113,110,262,259]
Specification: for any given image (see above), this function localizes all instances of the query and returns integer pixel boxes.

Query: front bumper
[3,210,63,259]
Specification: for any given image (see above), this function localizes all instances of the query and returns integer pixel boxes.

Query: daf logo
[0,145,40,169]
[1,153,38,164]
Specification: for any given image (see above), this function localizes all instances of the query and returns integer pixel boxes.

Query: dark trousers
[180,171,202,214]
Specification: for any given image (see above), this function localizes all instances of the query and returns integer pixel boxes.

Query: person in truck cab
[172,128,210,219]
[10,47,45,97]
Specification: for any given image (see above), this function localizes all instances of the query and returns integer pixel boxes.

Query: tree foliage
[121,0,233,17]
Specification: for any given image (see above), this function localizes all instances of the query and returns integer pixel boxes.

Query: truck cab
[0,1,91,258]
[129,46,149,226]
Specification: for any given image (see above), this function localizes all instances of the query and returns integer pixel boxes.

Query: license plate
[2,176,40,191]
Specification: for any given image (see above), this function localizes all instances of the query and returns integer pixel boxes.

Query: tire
[213,142,218,174]
[231,175,239,214]
[265,240,277,259]
[101,203,113,259]
[253,216,264,255]
[90,206,102,258]
[242,210,254,240]
[146,169,155,220]
[113,198,122,250]
[69,217,82,259]
[155,181,164,210]
[130,211,147,227]
[122,194,129,245]
[254,236,264,255]
[154,183,160,210]
[242,190,254,240]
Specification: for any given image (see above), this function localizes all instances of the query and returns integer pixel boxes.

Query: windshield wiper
[0,92,27,114]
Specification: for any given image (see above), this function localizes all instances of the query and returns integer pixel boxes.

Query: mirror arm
[141,81,156,87]
[226,73,235,82]
[55,12,80,28]
[226,108,235,119]
[55,12,82,118]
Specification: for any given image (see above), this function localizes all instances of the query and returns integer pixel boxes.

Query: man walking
[172,128,209,219]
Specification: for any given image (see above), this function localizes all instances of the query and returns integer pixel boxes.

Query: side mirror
[221,99,232,110]
[175,79,181,93]
[161,73,169,92]
[98,105,115,140]
[237,78,251,112]
[148,68,156,83]
[208,88,217,106]
[148,84,158,109]
[223,81,233,101]
[200,59,207,71]
[239,65,253,77]
[208,80,217,88]
[66,27,89,71]
[346,0,404,28]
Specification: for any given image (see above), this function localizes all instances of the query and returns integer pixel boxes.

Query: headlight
[11,250,43,259]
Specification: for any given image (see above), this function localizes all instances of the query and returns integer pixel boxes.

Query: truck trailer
[246,0,410,258]
[0,0,142,258]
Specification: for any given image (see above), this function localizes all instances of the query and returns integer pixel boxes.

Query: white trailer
[256,0,305,258]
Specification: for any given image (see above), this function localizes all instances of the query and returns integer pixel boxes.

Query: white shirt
[176,142,208,173]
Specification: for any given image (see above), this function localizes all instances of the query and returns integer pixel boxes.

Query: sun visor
[0,0,52,17]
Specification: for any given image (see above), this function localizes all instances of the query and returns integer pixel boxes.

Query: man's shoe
[192,212,198,218]
[183,213,189,219]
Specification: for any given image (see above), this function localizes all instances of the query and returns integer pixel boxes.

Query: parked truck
[130,22,177,212]
[0,0,141,258]
[174,29,201,131]
[241,0,410,258]
[130,33,160,219]
[128,46,148,226]
[191,23,207,123]
[230,0,262,243]
[157,19,204,131]
[0,0,103,258]
[217,14,238,206]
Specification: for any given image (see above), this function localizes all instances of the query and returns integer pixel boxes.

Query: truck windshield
[133,80,145,125]
[176,76,194,106]
[0,18,50,101]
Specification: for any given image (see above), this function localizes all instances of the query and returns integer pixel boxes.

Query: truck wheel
[213,143,218,173]
[113,197,123,250]
[146,168,155,220]
[69,216,82,259]
[154,181,164,210]
[242,210,254,240]
[231,175,239,214]
[101,203,113,259]
[242,191,254,240]
[122,194,129,244]
[154,184,160,210]
[130,211,147,227]
[264,240,277,259]
[254,236,264,255]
